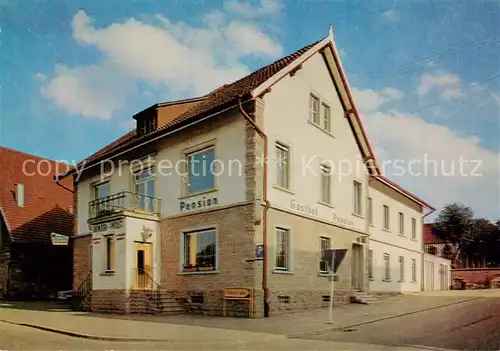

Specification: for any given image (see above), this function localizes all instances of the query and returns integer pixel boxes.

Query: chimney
[17,183,24,207]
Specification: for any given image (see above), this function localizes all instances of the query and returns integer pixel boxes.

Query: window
[310,94,320,124]
[275,143,289,189]
[320,164,331,204]
[135,168,155,212]
[186,147,215,195]
[383,205,390,230]
[368,197,373,225]
[105,235,115,272]
[275,228,291,270]
[399,212,404,235]
[322,103,331,132]
[411,218,417,239]
[183,229,217,272]
[368,249,373,279]
[94,182,109,200]
[383,253,390,281]
[319,237,331,273]
[399,256,405,281]
[412,259,417,282]
[137,116,157,137]
[353,181,362,215]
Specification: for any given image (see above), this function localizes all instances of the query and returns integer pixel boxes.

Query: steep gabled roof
[0,147,74,244]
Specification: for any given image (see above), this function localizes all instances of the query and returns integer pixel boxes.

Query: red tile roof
[0,147,74,244]
[61,39,324,175]
[423,223,444,244]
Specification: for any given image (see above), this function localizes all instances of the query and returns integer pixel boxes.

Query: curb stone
[287,296,483,339]
[0,318,169,342]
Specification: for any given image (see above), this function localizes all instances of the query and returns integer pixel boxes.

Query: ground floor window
[275,228,291,271]
[412,258,417,282]
[398,256,405,281]
[183,228,217,272]
[383,253,390,281]
[319,237,331,273]
[368,249,373,279]
[104,235,115,272]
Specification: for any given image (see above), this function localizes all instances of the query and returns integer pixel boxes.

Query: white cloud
[417,72,460,96]
[352,87,405,113]
[382,10,400,21]
[441,88,462,99]
[40,9,283,119]
[362,109,500,220]
[34,72,47,81]
[224,0,283,18]
[491,92,500,104]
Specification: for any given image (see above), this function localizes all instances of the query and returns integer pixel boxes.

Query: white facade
[263,53,368,234]
[76,117,247,236]
[367,180,424,292]
[423,253,452,291]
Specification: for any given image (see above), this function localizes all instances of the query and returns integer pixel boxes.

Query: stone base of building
[87,288,355,317]
[268,290,352,316]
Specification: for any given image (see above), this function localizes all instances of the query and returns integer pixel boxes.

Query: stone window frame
[180,138,218,198]
[273,226,293,273]
[398,212,405,236]
[367,197,373,226]
[319,236,331,274]
[368,249,374,280]
[411,217,417,240]
[274,141,291,191]
[178,225,220,275]
[319,163,332,205]
[309,93,320,125]
[383,253,390,282]
[398,255,405,282]
[411,258,417,282]
[104,234,115,273]
[353,181,363,216]
[383,205,390,231]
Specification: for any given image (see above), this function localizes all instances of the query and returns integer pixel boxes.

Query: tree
[433,203,475,267]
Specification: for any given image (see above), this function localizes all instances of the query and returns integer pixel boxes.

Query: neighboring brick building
[0,147,74,299]
[61,28,434,317]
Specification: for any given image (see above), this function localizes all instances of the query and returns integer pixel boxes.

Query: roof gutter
[238,97,271,318]
[57,98,255,181]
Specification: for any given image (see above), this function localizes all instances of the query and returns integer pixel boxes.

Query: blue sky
[1,0,499,219]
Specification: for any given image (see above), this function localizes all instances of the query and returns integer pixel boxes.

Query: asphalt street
[308,296,500,350]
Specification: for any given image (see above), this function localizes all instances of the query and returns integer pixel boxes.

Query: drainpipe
[238,97,271,317]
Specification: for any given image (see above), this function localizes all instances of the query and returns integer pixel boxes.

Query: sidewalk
[0,292,487,342]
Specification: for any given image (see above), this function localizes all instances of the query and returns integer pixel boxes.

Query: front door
[134,242,152,289]
[351,244,364,291]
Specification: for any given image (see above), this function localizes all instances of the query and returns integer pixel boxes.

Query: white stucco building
[64,27,440,318]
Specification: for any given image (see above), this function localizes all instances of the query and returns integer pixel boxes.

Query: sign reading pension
[51,233,69,246]
[180,196,219,212]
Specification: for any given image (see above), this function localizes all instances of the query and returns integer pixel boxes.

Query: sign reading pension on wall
[51,233,69,246]
[88,219,123,232]
[180,196,219,212]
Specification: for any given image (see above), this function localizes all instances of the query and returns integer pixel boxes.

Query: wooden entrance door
[134,242,152,289]
[351,244,364,291]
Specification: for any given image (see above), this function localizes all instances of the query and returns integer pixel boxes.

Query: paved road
[308,297,500,350]
[0,320,426,351]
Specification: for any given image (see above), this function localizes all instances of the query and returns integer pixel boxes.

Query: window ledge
[399,234,405,237]
[317,272,330,277]
[179,188,218,200]
[411,280,418,283]
[352,212,364,219]
[382,279,391,282]
[382,228,391,233]
[273,185,294,194]
[318,201,334,209]
[178,270,220,275]
[398,280,405,283]
[369,277,375,281]
[411,238,418,242]
[100,271,115,276]
[369,224,375,227]
[308,120,335,138]
[273,269,293,275]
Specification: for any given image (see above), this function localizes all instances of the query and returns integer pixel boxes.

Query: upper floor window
[309,94,320,125]
[399,212,405,235]
[353,181,362,215]
[135,168,155,212]
[383,205,390,230]
[320,164,331,204]
[368,197,373,225]
[275,142,289,189]
[186,147,215,195]
[94,181,109,200]
[411,218,417,239]
[275,228,291,271]
[319,236,331,273]
[182,228,217,272]
[137,116,157,137]
[322,103,331,132]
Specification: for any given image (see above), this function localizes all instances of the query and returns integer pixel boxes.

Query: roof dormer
[133,108,158,138]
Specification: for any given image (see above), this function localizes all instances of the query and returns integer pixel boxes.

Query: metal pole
[328,252,335,324]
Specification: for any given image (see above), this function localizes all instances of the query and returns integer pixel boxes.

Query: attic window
[137,115,157,137]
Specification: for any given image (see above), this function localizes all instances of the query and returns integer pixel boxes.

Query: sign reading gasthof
[224,287,250,298]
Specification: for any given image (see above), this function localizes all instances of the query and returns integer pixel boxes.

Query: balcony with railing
[88,191,161,220]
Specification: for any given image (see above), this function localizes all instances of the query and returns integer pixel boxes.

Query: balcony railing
[88,191,161,220]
